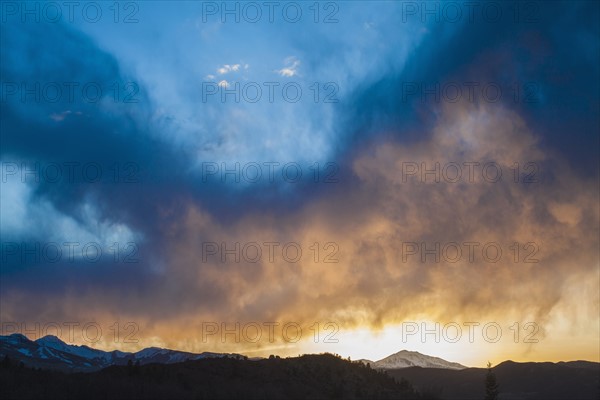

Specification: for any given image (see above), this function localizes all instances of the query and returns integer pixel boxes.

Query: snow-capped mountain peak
[360,350,466,370]
[36,335,70,351]
[4,333,29,345]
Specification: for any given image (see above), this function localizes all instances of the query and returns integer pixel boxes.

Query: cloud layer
[1,1,598,364]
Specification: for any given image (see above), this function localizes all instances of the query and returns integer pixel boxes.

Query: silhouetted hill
[2,340,597,400]
[386,360,600,400]
[0,353,422,400]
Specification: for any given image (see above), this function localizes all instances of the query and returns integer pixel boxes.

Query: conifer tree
[484,361,500,400]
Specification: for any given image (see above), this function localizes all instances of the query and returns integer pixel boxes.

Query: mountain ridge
[0,333,244,371]
[2,333,597,374]
[2,333,470,372]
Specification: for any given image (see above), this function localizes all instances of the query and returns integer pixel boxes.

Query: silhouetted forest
[387,360,600,400]
[0,353,426,400]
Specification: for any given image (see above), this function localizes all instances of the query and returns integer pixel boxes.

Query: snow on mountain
[4,333,29,345]
[134,347,169,359]
[17,348,32,357]
[36,335,113,361]
[35,335,69,350]
[362,350,466,370]
[36,335,81,356]
[0,334,243,371]
[3,334,466,372]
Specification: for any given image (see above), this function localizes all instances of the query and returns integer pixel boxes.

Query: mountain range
[1,333,598,399]
[0,333,244,372]
[0,333,469,372]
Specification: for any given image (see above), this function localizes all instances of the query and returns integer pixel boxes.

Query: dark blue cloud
[340,1,599,176]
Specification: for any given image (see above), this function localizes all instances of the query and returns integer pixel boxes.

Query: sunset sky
[1,1,598,368]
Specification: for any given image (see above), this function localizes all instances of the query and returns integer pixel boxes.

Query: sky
[0,1,599,367]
